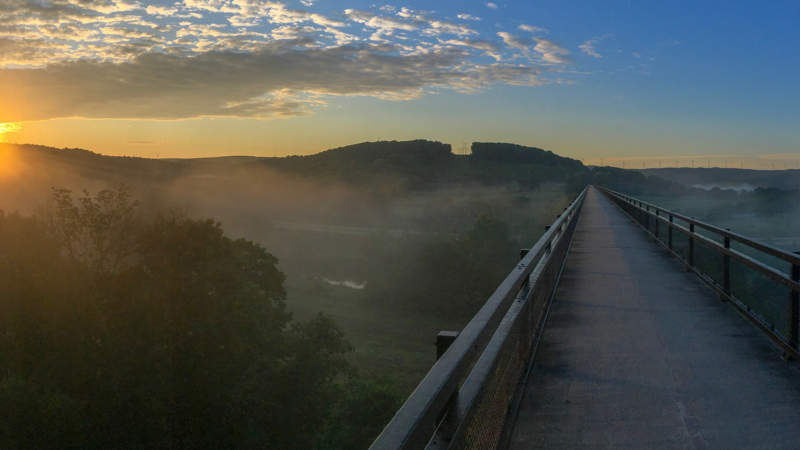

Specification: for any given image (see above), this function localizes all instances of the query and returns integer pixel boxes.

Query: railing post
[436,331,459,359]
[791,253,799,350]
[655,210,660,238]
[688,223,695,269]
[723,230,731,300]
[668,215,673,249]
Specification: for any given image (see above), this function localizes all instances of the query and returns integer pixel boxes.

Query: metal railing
[371,187,587,450]
[598,186,800,358]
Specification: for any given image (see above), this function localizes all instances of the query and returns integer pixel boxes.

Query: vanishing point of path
[510,187,800,449]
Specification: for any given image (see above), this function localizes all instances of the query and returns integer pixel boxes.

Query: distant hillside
[589,166,690,196]
[1,143,189,183]
[1,140,588,195]
[643,167,800,191]
[259,140,453,189]
[260,140,588,190]
[471,142,583,169]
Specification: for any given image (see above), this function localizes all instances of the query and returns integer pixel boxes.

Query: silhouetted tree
[0,188,365,448]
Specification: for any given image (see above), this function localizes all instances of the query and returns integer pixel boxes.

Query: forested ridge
[1,139,588,193]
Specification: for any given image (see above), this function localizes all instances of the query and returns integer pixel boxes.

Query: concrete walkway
[510,187,800,449]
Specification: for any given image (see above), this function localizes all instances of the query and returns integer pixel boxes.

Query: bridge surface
[510,187,800,449]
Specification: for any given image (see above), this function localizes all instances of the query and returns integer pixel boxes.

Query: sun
[0,122,22,143]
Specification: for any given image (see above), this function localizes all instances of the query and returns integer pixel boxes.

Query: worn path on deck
[510,187,800,449]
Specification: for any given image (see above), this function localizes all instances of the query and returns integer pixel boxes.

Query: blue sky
[2,0,799,166]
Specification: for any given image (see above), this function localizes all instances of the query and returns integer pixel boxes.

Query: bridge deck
[510,187,800,449]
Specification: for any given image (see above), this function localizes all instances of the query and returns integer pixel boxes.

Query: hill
[0,140,589,198]
[260,140,588,190]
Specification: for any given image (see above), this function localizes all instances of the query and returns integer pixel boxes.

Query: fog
[0,143,572,396]
[691,182,757,192]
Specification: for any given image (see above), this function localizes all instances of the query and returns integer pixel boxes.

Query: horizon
[5,139,800,171]
[1,0,799,168]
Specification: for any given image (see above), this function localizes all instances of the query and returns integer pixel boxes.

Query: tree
[0,188,356,448]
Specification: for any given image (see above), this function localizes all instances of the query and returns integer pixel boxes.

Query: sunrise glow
[0,122,21,143]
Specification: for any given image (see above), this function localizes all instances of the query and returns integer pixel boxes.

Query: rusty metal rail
[598,186,800,358]
[371,187,587,450]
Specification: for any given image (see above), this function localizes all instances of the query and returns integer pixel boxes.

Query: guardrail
[598,186,800,358]
[371,187,587,450]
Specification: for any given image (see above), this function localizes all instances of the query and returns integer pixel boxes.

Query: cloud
[145,5,178,16]
[485,2,498,9]
[497,32,570,64]
[394,7,476,37]
[441,38,501,60]
[457,14,480,21]
[0,0,140,26]
[579,35,611,58]
[579,40,601,58]
[534,38,570,64]
[422,19,476,37]
[518,24,546,33]
[0,0,578,122]
[64,0,141,15]
[497,31,530,52]
[345,9,416,33]
[0,40,552,122]
[0,37,73,67]
[265,4,346,28]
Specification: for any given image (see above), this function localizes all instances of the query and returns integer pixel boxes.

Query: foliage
[380,213,518,318]
[0,188,400,449]
[470,142,583,168]
[47,187,140,274]
[316,376,403,449]
[263,140,590,192]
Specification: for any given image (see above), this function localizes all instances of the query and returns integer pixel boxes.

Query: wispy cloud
[457,13,481,21]
[518,24,547,33]
[534,38,570,64]
[497,31,570,65]
[579,34,612,58]
[579,40,601,58]
[441,38,502,61]
[497,31,530,52]
[485,2,498,10]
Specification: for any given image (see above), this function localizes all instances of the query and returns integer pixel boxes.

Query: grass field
[256,185,572,396]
